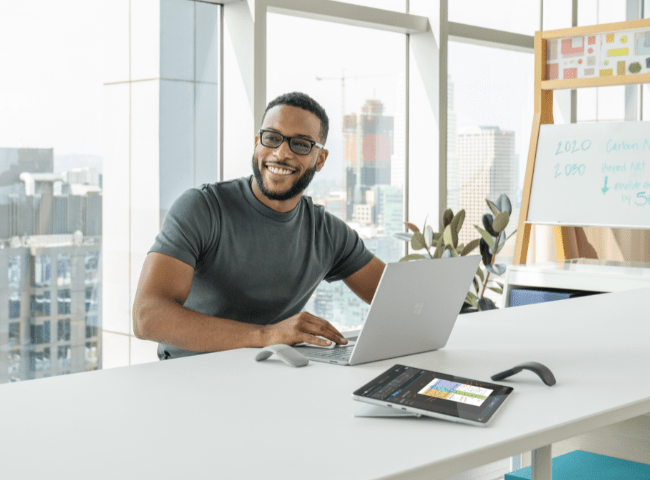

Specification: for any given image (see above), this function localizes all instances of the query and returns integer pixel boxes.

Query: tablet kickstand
[354,404,420,418]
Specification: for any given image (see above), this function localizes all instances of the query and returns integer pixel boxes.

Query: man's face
[252,105,328,201]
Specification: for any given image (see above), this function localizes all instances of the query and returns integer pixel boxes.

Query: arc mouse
[254,344,309,368]
[491,361,556,386]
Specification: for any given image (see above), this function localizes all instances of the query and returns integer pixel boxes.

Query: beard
[251,154,318,201]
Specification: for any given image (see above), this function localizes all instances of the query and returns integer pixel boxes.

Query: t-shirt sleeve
[149,188,216,268]
[323,213,375,283]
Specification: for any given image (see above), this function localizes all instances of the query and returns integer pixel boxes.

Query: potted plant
[394,194,516,312]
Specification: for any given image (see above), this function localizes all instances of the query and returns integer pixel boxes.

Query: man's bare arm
[133,252,347,351]
[343,256,386,304]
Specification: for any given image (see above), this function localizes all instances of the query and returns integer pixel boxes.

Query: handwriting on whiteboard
[528,122,650,228]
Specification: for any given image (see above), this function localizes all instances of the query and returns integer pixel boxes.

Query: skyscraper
[457,126,517,245]
[0,148,102,383]
[343,99,394,221]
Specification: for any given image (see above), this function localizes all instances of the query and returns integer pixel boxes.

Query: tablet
[352,364,514,426]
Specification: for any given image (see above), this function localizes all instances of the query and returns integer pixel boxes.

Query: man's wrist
[253,325,269,348]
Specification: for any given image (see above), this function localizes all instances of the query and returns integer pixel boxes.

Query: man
[133,92,386,360]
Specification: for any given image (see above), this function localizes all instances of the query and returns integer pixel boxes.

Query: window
[447,42,533,254]
[266,13,406,330]
[449,0,540,35]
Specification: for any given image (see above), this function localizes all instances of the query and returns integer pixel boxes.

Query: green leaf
[495,281,504,289]
[450,209,465,236]
[487,286,504,295]
[399,254,427,262]
[411,232,426,250]
[506,229,517,242]
[442,225,458,249]
[465,291,478,307]
[492,211,510,233]
[486,198,500,216]
[472,277,480,294]
[461,238,480,256]
[474,225,495,250]
[442,209,454,228]
[449,247,459,257]
[424,225,434,249]
[476,267,485,283]
[432,234,444,259]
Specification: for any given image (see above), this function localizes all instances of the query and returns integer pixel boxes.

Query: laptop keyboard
[299,346,354,359]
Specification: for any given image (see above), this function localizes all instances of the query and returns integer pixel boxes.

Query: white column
[103,0,220,366]
[407,0,446,230]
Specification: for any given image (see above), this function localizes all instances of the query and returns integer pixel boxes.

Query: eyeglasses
[259,129,324,156]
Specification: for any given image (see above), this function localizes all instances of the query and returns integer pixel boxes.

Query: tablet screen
[353,365,513,424]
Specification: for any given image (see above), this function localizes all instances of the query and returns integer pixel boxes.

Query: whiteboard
[528,121,650,229]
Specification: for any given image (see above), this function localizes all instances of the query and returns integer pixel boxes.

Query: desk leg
[531,445,551,480]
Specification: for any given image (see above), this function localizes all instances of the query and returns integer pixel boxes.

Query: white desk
[1,289,649,480]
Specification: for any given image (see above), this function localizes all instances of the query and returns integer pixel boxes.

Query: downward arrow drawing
[601,176,609,195]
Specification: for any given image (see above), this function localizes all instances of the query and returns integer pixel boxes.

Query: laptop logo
[412,302,425,315]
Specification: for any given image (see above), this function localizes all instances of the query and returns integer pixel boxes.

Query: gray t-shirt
[150,176,374,359]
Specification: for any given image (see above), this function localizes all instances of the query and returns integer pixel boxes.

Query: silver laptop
[294,255,481,366]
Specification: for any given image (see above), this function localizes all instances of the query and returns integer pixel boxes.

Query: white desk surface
[1,289,649,480]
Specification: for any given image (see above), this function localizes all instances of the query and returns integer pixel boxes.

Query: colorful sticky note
[646,57,650,69]
[548,63,559,80]
[617,61,626,75]
[606,34,615,43]
[588,36,596,45]
[608,48,629,57]
[563,68,577,79]
[588,47,594,54]
[621,35,628,44]
[584,68,595,76]
[587,56,596,66]
[629,62,642,74]
[561,38,584,57]
[600,69,613,77]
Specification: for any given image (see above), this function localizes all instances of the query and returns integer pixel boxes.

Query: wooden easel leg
[554,226,570,261]
[513,223,532,265]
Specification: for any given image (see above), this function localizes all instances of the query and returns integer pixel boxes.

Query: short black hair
[261,92,329,144]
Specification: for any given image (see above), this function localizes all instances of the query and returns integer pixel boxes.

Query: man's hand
[262,312,348,347]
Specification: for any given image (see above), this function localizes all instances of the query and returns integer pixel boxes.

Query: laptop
[294,255,481,366]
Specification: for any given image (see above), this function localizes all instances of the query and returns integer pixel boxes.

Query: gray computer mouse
[254,344,309,368]
[491,361,556,386]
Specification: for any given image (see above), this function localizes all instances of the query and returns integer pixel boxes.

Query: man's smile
[264,162,297,176]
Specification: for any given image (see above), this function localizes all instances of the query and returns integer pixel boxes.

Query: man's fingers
[296,312,347,344]
[302,333,332,346]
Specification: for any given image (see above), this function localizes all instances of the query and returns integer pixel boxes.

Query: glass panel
[267,13,406,331]
[58,319,71,342]
[543,0,573,30]
[34,255,51,287]
[450,0,539,35]
[9,291,20,319]
[58,345,71,370]
[448,42,534,265]
[58,289,72,315]
[57,253,71,286]
[578,0,627,26]
[8,256,21,288]
[30,291,51,317]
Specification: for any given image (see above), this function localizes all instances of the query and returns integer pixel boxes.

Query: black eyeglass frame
[258,129,324,156]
